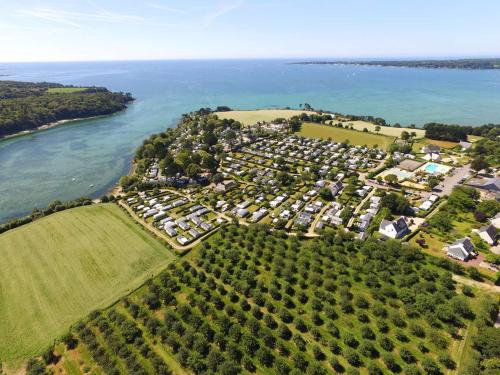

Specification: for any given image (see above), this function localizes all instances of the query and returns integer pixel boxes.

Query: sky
[1,0,500,62]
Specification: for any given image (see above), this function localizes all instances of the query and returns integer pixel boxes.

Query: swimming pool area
[420,162,451,175]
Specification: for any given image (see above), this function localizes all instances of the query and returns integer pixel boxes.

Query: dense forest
[33,224,499,375]
[0,81,133,137]
[293,58,500,70]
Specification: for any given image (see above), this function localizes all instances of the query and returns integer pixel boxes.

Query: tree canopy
[0,81,133,137]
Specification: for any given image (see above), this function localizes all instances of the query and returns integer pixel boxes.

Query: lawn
[47,87,88,94]
[298,122,396,150]
[412,138,459,152]
[214,109,315,126]
[337,120,426,138]
[0,204,174,368]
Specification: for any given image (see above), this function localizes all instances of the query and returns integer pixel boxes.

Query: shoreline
[0,115,108,142]
[107,161,137,197]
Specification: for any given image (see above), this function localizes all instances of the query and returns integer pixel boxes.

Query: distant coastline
[292,58,500,70]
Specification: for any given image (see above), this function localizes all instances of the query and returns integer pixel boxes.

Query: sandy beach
[0,115,106,141]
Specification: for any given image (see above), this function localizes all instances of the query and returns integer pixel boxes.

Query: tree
[421,358,441,375]
[26,358,46,375]
[340,207,354,226]
[401,131,410,140]
[384,174,398,185]
[381,192,410,214]
[427,176,440,190]
[219,360,240,375]
[473,327,500,359]
[278,324,292,340]
[319,188,333,201]
[274,357,290,375]
[383,353,401,372]
[438,353,456,369]
[375,126,381,134]
[367,361,383,375]
[256,347,274,367]
[344,348,362,367]
[448,186,479,211]
[471,156,489,172]
[185,163,201,178]
[428,211,453,232]
[400,347,416,363]
[61,332,78,349]
[475,200,500,219]
[207,348,225,371]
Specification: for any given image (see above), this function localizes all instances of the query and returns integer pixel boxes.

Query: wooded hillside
[0,81,133,137]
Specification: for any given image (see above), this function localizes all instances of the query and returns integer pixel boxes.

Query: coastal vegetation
[292,58,500,70]
[34,225,498,375]
[0,204,173,367]
[0,81,133,137]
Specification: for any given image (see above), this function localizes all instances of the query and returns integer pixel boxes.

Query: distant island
[292,58,500,70]
[0,81,134,138]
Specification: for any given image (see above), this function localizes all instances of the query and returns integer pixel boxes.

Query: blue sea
[1,59,500,222]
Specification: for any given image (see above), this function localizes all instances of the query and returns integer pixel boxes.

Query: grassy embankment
[0,204,174,369]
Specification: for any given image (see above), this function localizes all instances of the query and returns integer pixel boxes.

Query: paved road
[307,204,330,236]
[347,189,376,228]
[434,164,471,197]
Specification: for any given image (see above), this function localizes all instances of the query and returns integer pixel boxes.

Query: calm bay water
[0,59,499,222]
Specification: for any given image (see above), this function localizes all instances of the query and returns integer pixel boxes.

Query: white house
[379,217,409,239]
[491,212,500,229]
[477,224,497,245]
[445,237,476,261]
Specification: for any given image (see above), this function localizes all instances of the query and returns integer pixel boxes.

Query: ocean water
[0,59,499,222]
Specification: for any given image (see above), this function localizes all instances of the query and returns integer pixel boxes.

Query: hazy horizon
[1,55,500,65]
[2,0,500,63]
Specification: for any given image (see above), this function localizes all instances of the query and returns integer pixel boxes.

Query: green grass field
[337,120,426,138]
[47,87,87,94]
[0,204,174,368]
[299,122,396,150]
[215,109,315,125]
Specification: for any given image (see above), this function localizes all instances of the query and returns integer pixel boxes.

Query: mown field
[47,87,88,94]
[44,225,497,375]
[215,109,315,126]
[0,204,174,368]
[299,122,396,150]
[337,121,426,138]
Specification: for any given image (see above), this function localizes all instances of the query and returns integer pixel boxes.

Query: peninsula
[0,81,134,138]
[292,58,500,70]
